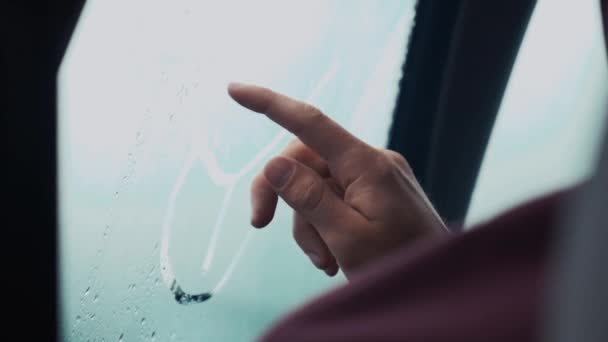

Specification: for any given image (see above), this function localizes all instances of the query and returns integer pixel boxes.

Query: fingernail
[265,158,294,188]
[307,253,323,268]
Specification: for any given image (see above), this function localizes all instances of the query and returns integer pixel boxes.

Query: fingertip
[251,205,275,228]
[250,218,263,229]
[227,82,273,113]
[324,263,339,277]
[250,214,269,229]
[227,82,248,95]
[250,173,278,229]
[227,82,252,106]
[324,269,335,277]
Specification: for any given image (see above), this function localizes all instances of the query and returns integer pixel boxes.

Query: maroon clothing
[260,189,570,342]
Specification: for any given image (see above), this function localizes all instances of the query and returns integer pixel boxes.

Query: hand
[228,83,448,280]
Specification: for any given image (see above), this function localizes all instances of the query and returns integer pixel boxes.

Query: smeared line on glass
[160,63,340,304]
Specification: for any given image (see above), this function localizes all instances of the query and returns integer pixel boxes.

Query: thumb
[263,157,364,238]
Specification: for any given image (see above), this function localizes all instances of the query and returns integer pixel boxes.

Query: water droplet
[118,333,124,342]
[140,317,146,325]
[150,331,156,340]
[154,278,160,286]
[90,313,95,320]
[114,191,119,198]
[93,294,99,303]
[76,315,81,323]
[153,242,158,251]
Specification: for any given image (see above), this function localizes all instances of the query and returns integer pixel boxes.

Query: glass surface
[59,1,415,340]
[467,0,608,226]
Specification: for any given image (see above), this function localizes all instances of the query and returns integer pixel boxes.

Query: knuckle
[297,104,325,134]
[371,154,396,179]
[325,178,344,198]
[290,176,324,212]
[303,103,323,119]
[387,150,406,164]
[381,149,412,174]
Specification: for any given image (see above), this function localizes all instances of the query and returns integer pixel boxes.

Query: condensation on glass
[58,0,416,340]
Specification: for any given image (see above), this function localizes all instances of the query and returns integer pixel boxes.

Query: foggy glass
[58,1,415,340]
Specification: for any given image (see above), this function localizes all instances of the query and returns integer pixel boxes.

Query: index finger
[228,83,374,185]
